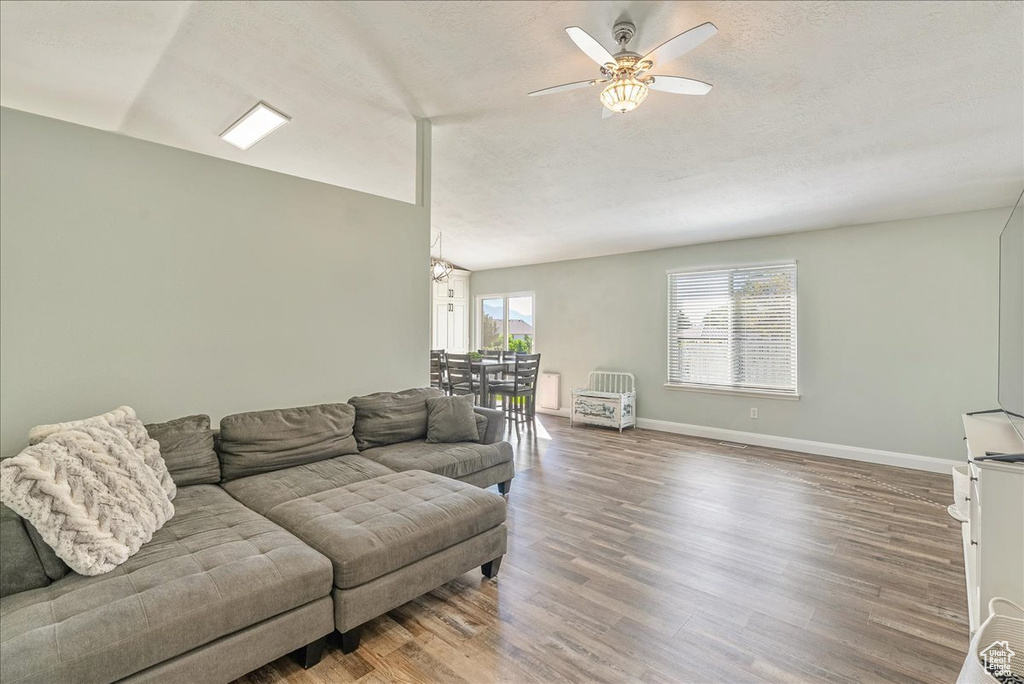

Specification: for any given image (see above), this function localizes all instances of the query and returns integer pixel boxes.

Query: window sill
[663,383,801,400]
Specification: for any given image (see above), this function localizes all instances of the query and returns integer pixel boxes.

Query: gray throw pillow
[425,395,481,444]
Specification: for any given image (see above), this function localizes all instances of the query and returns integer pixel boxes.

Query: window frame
[664,261,799,399]
[475,291,537,353]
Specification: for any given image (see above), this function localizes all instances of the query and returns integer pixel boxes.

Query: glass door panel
[506,295,534,353]
[480,297,505,350]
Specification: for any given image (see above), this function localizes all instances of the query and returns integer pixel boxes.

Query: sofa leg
[497,479,511,495]
[482,555,503,578]
[337,627,362,654]
[292,635,327,668]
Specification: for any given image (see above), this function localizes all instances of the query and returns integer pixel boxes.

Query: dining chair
[510,353,540,418]
[429,350,448,393]
[488,354,540,439]
[479,349,502,360]
[445,353,479,403]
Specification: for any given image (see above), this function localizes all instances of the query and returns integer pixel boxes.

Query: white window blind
[667,263,797,395]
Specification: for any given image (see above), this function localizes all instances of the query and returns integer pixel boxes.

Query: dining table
[469,359,513,409]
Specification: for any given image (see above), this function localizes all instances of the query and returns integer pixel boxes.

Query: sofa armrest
[474,406,504,444]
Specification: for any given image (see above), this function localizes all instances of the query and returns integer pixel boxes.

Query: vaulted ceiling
[2,1,1021,270]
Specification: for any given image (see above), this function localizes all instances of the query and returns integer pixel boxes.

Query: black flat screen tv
[998,189,1024,442]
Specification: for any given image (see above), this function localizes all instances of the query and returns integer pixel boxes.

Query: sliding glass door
[479,293,534,353]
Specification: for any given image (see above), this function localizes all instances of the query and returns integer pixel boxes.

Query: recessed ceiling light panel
[220,101,290,150]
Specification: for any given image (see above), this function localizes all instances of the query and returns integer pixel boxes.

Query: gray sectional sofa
[0,388,514,684]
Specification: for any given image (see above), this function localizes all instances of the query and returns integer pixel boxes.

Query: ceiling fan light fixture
[600,75,649,114]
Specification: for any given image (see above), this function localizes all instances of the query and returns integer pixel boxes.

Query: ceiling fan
[529,19,718,117]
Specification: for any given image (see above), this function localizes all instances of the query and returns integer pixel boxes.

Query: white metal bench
[570,371,637,432]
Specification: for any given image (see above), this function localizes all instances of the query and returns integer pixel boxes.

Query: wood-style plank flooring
[235,416,967,684]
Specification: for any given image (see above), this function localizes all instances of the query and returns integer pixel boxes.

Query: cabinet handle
[448,303,453,312]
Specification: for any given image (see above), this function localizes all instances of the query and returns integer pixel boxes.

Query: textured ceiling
[2,1,1022,270]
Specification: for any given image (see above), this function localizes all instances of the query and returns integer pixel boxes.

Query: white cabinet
[433,277,467,300]
[959,412,1024,635]
[431,270,470,353]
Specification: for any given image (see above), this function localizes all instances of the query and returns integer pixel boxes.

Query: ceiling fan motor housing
[612,20,636,47]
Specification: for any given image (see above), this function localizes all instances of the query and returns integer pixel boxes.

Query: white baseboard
[632,417,952,473]
[533,408,951,472]
[536,407,571,418]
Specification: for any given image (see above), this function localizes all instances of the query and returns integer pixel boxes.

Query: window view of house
[480,294,534,352]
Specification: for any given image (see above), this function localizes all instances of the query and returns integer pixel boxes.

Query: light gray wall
[1,107,429,457]
[471,209,1006,460]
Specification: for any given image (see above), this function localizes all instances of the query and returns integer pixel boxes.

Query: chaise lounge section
[246,470,507,652]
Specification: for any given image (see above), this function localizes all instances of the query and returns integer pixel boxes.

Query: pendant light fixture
[430,233,454,283]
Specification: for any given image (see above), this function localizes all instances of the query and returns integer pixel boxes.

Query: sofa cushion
[0,485,332,684]
[359,439,514,481]
[0,505,48,598]
[426,394,480,444]
[266,470,507,589]
[145,414,220,486]
[219,403,358,481]
[221,455,394,516]
[348,387,444,450]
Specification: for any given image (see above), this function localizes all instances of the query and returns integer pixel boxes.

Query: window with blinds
[667,263,797,395]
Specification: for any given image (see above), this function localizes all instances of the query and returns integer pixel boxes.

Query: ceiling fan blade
[565,26,616,66]
[646,75,713,95]
[641,22,718,68]
[528,79,604,97]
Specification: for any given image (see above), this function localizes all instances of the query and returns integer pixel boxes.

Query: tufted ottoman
[263,470,508,652]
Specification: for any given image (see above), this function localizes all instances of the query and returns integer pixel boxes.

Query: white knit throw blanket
[0,407,175,576]
[29,406,176,500]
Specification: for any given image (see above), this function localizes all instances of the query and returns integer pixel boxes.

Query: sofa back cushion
[218,404,358,481]
[25,522,69,581]
[348,387,445,451]
[145,415,220,486]
[0,504,49,597]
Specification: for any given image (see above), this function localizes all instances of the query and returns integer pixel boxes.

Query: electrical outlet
[750,408,759,419]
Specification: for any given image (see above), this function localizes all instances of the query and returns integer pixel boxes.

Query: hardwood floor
[235,416,967,684]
